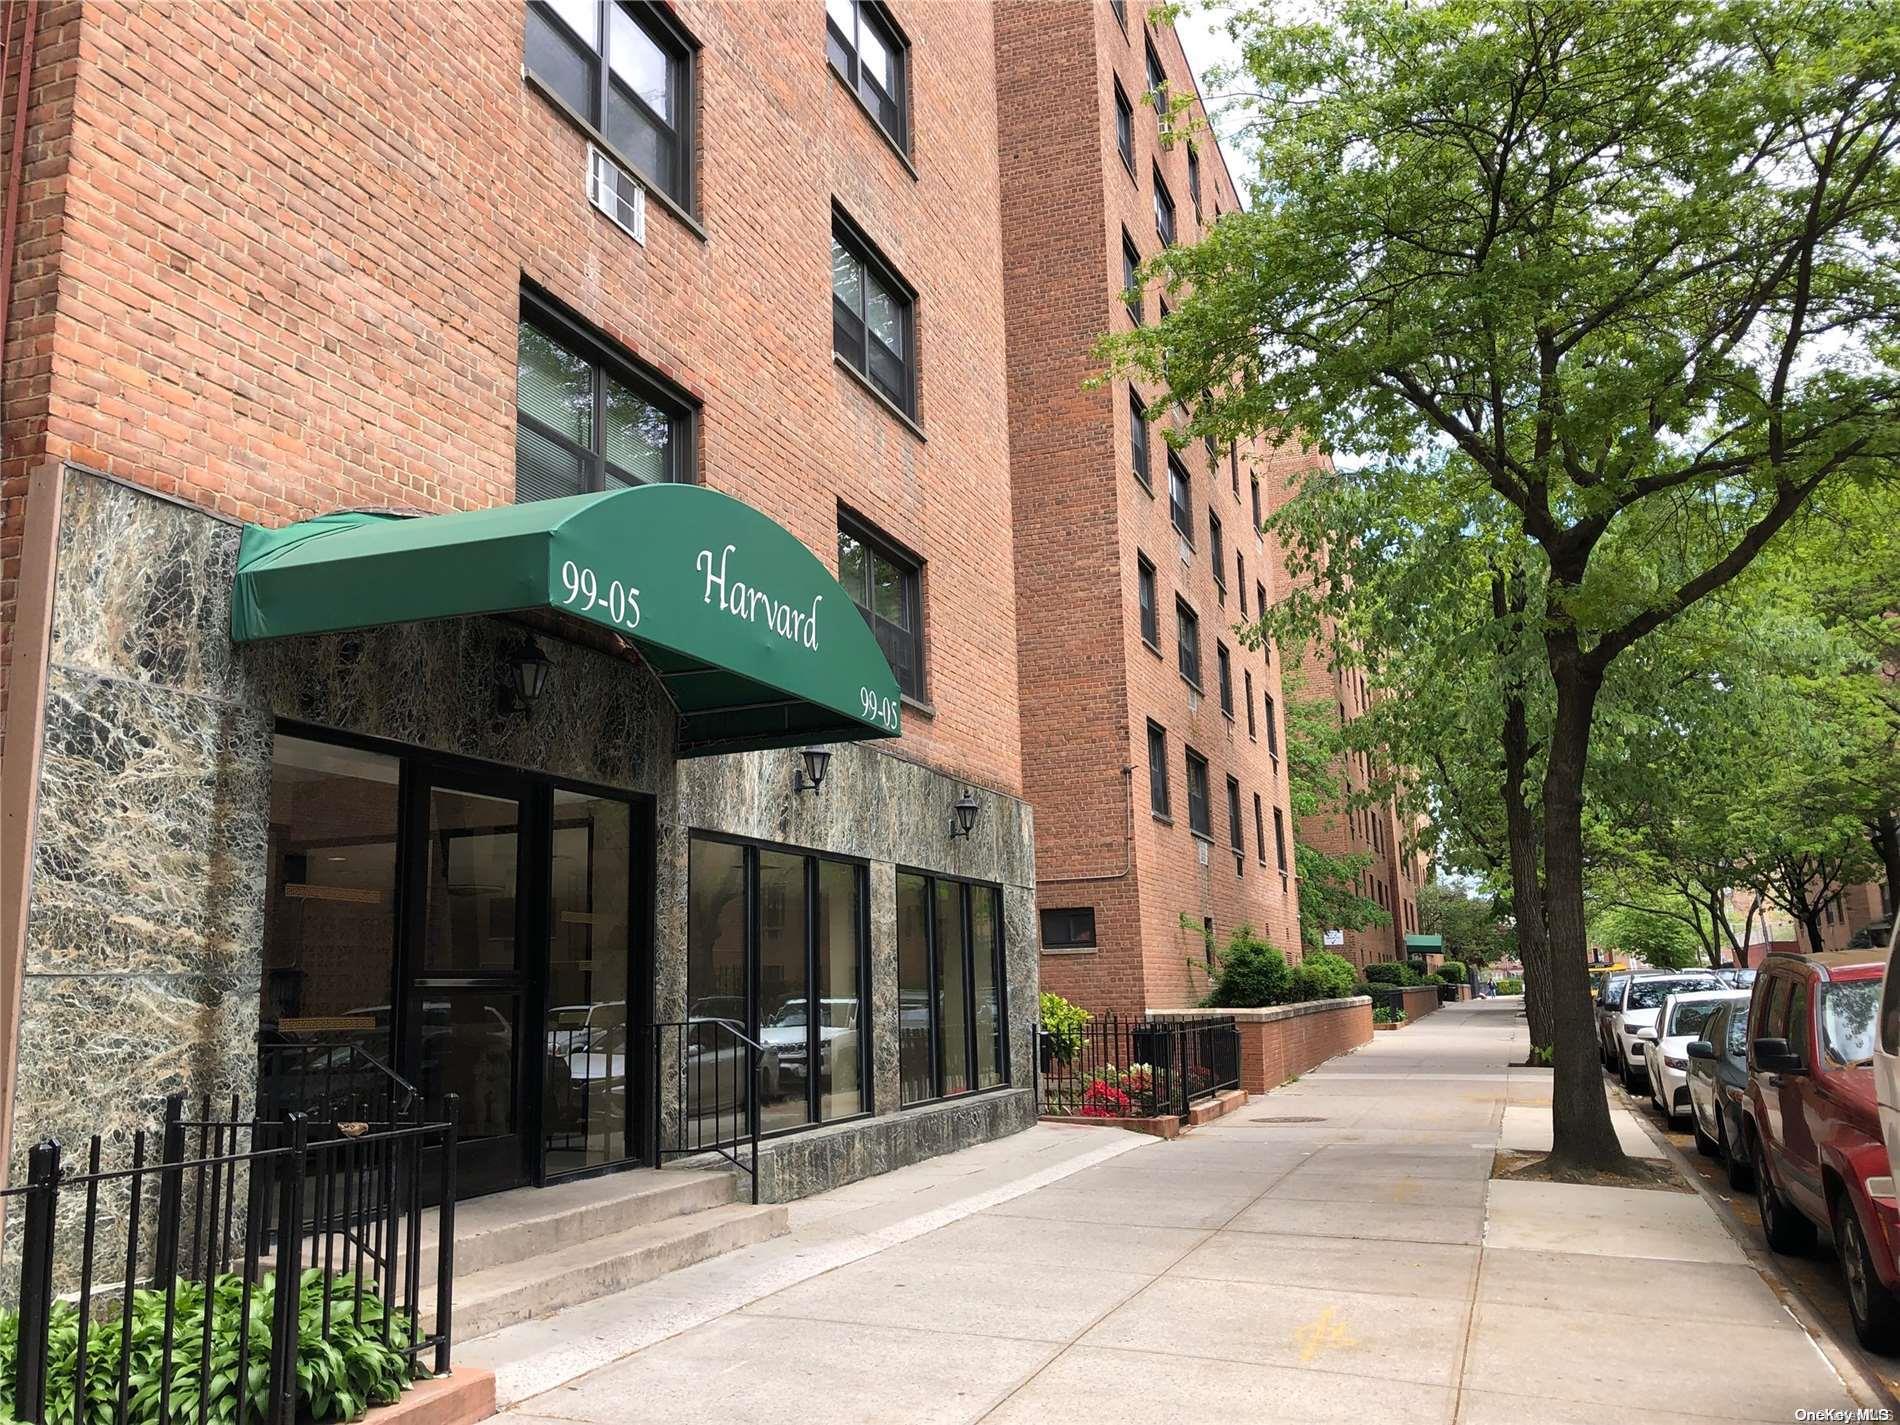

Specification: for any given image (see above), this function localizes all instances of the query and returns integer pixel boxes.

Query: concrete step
[436,1201,789,1342]
[418,1168,740,1281]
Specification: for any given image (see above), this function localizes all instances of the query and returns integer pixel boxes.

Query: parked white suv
[1641,988,1747,1124]
[1613,971,1724,1091]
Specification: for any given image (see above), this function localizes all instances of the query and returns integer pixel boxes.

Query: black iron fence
[652,1020,761,1205]
[1037,1013,1240,1119]
[2,1090,457,1425]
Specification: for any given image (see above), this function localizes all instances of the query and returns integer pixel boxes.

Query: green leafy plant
[1039,992,1091,1064]
[1288,950,1358,1003]
[1529,1044,1555,1067]
[1496,977,1525,995]
[1364,961,1417,987]
[0,1270,421,1425]
[1202,928,1291,1008]
[1372,1006,1406,1026]
[1436,960,1468,984]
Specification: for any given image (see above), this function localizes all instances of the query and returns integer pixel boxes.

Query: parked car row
[1598,923,1900,1354]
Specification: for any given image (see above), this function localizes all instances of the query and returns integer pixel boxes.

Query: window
[1217,642,1233,717]
[1148,721,1170,817]
[833,211,917,417]
[1176,599,1201,687]
[1265,693,1280,760]
[898,872,1008,1104]
[1273,806,1289,873]
[1210,512,1226,594]
[1230,442,1240,496]
[1041,907,1097,950]
[1253,792,1267,864]
[1145,37,1167,102]
[1185,748,1211,837]
[1169,453,1192,540]
[1188,146,1202,216]
[688,836,870,1132]
[838,517,925,699]
[1153,167,1176,245]
[1256,581,1267,622]
[1122,232,1143,324]
[1238,554,1248,614]
[1226,775,1243,851]
[516,295,690,500]
[1244,670,1256,737]
[1109,0,1127,30]
[1137,554,1159,649]
[1113,80,1134,173]
[826,0,907,150]
[1251,475,1263,529]
[1130,391,1151,488]
[524,0,694,210]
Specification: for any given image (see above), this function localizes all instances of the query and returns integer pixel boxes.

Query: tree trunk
[1543,652,1631,1174]
[1873,811,1900,920]
[1501,693,1551,1050]
[1803,910,1826,953]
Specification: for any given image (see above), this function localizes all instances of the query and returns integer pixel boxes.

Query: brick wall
[1000,0,1304,1016]
[1149,1000,1371,1092]
[0,0,1019,792]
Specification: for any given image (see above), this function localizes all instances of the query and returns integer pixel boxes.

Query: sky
[1170,3,1252,200]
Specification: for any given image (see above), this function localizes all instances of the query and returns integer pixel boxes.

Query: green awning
[231,485,903,756]
[1405,935,1444,951]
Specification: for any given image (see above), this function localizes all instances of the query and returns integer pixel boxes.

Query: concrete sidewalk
[477,1001,1878,1423]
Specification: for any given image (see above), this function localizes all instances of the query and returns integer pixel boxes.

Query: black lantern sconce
[794,746,832,796]
[502,636,552,715]
[949,787,980,840]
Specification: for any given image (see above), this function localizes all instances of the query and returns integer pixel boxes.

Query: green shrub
[1372,1006,1407,1025]
[1039,991,1091,1063]
[1287,950,1357,1002]
[0,1269,420,1425]
[1364,961,1412,986]
[1349,981,1373,999]
[1205,928,1291,1008]
[1496,977,1524,995]
[1438,960,1468,984]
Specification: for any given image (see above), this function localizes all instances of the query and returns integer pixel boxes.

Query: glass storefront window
[687,836,869,1134]
[543,791,633,1174]
[897,871,1010,1105]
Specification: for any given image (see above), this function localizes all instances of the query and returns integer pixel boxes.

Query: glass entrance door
[406,774,532,1197]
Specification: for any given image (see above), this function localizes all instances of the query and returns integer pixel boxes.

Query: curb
[1613,1079,1898,1415]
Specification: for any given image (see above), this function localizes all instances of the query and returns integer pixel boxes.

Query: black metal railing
[256,1034,421,1127]
[2,1090,457,1425]
[652,1020,761,1205]
[1037,1012,1240,1120]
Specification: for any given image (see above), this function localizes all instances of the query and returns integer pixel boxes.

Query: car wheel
[1755,1138,1816,1254]
[1692,1108,1717,1157]
[1838,1200,1900,1354]
[1621,1054,1641,1093]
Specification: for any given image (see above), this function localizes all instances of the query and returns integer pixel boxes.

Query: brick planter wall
[1146,999,1372,1093]
[1399,985,1442,1022]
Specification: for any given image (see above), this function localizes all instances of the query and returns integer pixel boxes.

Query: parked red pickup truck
[1744,949,1899,1352]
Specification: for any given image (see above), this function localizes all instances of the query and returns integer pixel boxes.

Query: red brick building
[0,0,1039,1202]
[997,0,1306,1014]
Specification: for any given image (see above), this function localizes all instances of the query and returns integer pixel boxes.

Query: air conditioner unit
[588,146,646,244]
[1197,840,1210,867]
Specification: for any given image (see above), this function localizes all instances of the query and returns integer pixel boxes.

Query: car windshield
[1726,1005,1751,1056]
[1823,981,1880,1066]
[1666,999,1724,1037]
[1627,977,1718,1010]
[1601,975,1629,1006]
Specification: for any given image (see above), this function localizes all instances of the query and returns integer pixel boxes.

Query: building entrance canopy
[230,484,903,755]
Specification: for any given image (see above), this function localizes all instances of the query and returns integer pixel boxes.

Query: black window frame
[1147,720,1170,819]
[1145,36,1167,103]
[1175,598,1201,689]
[687,830,875,1135]
[1226,774,1243,852]
[831,206,920,420]
[1109,0,1128,32]
[838,512,927,701]
[1265,692,1280,761]
[1113,79,1136,176]
[1217,641,1234,718]
[1251,475,1263,529]
[1040,906,1098,951]
[1238,553,1248,614]
[1185,747,1211,838]
[1273,806,1289,874]
[1187,144,1202,217]
[897,869,1010,1107]
[1210,511,1226,596]
[1137,553,1160,651]
[826,0,911,156]
[1129,389,1152,489]
[1153,165,1176,246]
[1168,452,1192,541]
[1122,230,1143,324]
[1253,791,1267,864]
[1244,669,1256,738]
[1256,580,1267,623]
[516,287,696,500]
[523,0,698,216]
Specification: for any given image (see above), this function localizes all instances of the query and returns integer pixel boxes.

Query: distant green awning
[231,485,903,757]
[1405,935,1445,951]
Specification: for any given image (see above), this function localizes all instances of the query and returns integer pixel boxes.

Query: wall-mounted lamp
[794,746,832,796]
[502,636,552,714]
[949,788,980,840]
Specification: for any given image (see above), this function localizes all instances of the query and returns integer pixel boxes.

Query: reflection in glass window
[936,878,971,1096]
[816,859,864,1119]
[757,850,810,1133]
[831,217,917,415]
[826,0,908,148]
[898,872,933,1104]
[898,871,1009,1105]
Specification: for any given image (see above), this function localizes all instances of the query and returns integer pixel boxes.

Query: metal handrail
[652,1019,763,1205]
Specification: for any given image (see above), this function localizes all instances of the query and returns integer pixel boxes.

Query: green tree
[1588,899,1706,971]
[1283,674,1391,951]
[1417,881,1515,969]
[1108,0,1900,1174]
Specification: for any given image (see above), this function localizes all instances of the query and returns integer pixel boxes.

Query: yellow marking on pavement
[1294,1306,1360,1363]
